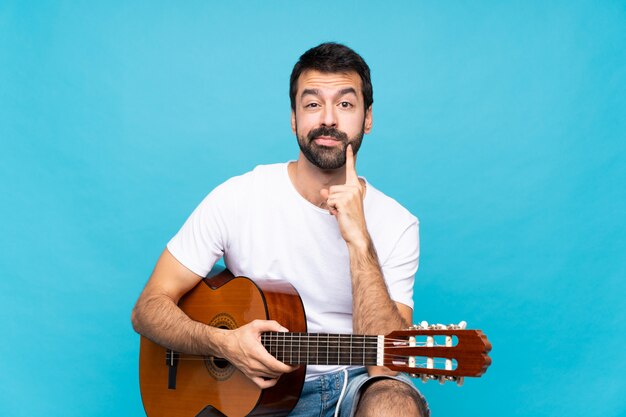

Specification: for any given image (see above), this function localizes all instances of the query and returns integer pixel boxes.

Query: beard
[296,124,364,170]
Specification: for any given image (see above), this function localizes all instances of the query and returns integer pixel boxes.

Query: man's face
[291,70,372,170]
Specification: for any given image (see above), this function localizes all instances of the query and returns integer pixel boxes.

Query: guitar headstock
[384,321,491,385]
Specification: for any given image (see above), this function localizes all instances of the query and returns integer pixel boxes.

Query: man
[132,42,429,417]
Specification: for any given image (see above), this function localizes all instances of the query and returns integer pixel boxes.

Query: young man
[132,42,429,417]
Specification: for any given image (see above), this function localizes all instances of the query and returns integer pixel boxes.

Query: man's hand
[221,319,298,389]
[320,144,368,247]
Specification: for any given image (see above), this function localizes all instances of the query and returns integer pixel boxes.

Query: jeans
[287,367,429,417]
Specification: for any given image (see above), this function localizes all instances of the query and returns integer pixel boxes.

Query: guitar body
[139,268,307,417]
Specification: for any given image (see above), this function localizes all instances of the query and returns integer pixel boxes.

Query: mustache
[307,126,349,143]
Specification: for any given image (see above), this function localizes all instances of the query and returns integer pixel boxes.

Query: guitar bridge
[166,349,179,389]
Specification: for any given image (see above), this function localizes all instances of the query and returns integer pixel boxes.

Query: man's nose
[320,105,337,127]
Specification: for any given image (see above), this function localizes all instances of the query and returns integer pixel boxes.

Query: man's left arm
[321,145,415,376]
[347,238,411,332]
[347,232,413,376]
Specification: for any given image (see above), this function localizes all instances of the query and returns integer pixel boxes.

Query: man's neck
[288,154,347,209]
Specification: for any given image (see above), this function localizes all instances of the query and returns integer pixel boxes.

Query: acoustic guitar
[139,268,491,417]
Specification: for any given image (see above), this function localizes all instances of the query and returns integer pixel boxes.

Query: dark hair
[289,42,373,112]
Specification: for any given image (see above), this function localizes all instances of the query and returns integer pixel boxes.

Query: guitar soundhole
[204,313,238,381]
[213,358,230,369]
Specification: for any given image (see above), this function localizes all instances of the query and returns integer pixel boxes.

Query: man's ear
[364,106,373,134]
[291,110,296,134]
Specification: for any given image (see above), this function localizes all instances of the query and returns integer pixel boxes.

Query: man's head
[290,43,374,170]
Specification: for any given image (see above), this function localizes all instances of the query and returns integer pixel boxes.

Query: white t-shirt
[167,162,419,379]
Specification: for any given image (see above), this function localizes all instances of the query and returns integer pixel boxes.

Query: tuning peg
[438,375,446,385]
[447,321,467,330]
[408,322,428,330]
[456,377,464,387]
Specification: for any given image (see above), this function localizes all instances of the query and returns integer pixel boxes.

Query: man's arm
[131,248,295,388]
[348,239,411,334]
[348,238,413,376]
[321,145,414,376]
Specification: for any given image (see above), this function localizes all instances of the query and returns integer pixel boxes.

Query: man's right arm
[131,248,295,389]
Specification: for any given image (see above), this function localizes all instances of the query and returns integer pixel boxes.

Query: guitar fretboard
[261,332,380,366]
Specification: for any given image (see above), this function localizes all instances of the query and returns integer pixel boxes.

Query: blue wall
[1,1,624,416]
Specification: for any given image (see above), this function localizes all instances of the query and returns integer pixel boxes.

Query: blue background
[1,1,625,416]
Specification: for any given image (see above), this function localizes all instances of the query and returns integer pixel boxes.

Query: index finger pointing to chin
[345,144,359,185]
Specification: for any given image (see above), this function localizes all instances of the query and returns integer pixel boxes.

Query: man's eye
[339,101,353,108]
[305,103,319,108]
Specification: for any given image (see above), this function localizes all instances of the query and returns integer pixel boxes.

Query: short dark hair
[289,42,373,112]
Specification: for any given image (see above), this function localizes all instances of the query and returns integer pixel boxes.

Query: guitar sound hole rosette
[204,313,238,381]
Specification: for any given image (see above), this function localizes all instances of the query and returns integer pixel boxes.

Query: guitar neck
[261,332,382,366]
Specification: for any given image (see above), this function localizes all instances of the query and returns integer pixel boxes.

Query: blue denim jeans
[287,367,429,417]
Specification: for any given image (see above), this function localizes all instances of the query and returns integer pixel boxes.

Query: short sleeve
[166,178,240,277]
[381,219,419,309]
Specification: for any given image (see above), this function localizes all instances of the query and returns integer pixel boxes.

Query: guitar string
[171,358,455,369]
[171,354,457,369]
[259,344,453,349]
[260,332,467,336]
[259,339,452,347]
[172,353,453,362]
[260,332,464,337]
[259,335,461,344]
[259,337,447,343]
[172,349,444,359]
[172,356,454,367]
[166,334,465,364]
[259,338,460,348]
[259,339,424,345]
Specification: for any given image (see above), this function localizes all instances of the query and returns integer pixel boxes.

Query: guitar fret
[270,332,275,362]
[349,334,352,366]
[297,333,302,363]
[326,334,329,365]
[289,332,292,364]
[338,334,350,365]
[363,337,365,365]
[367,336,378,365]
[296,333,302,363]
[316,333,319,365]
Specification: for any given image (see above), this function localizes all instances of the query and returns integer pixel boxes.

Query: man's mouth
[314,136,342,146]
[307,126,349,146]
